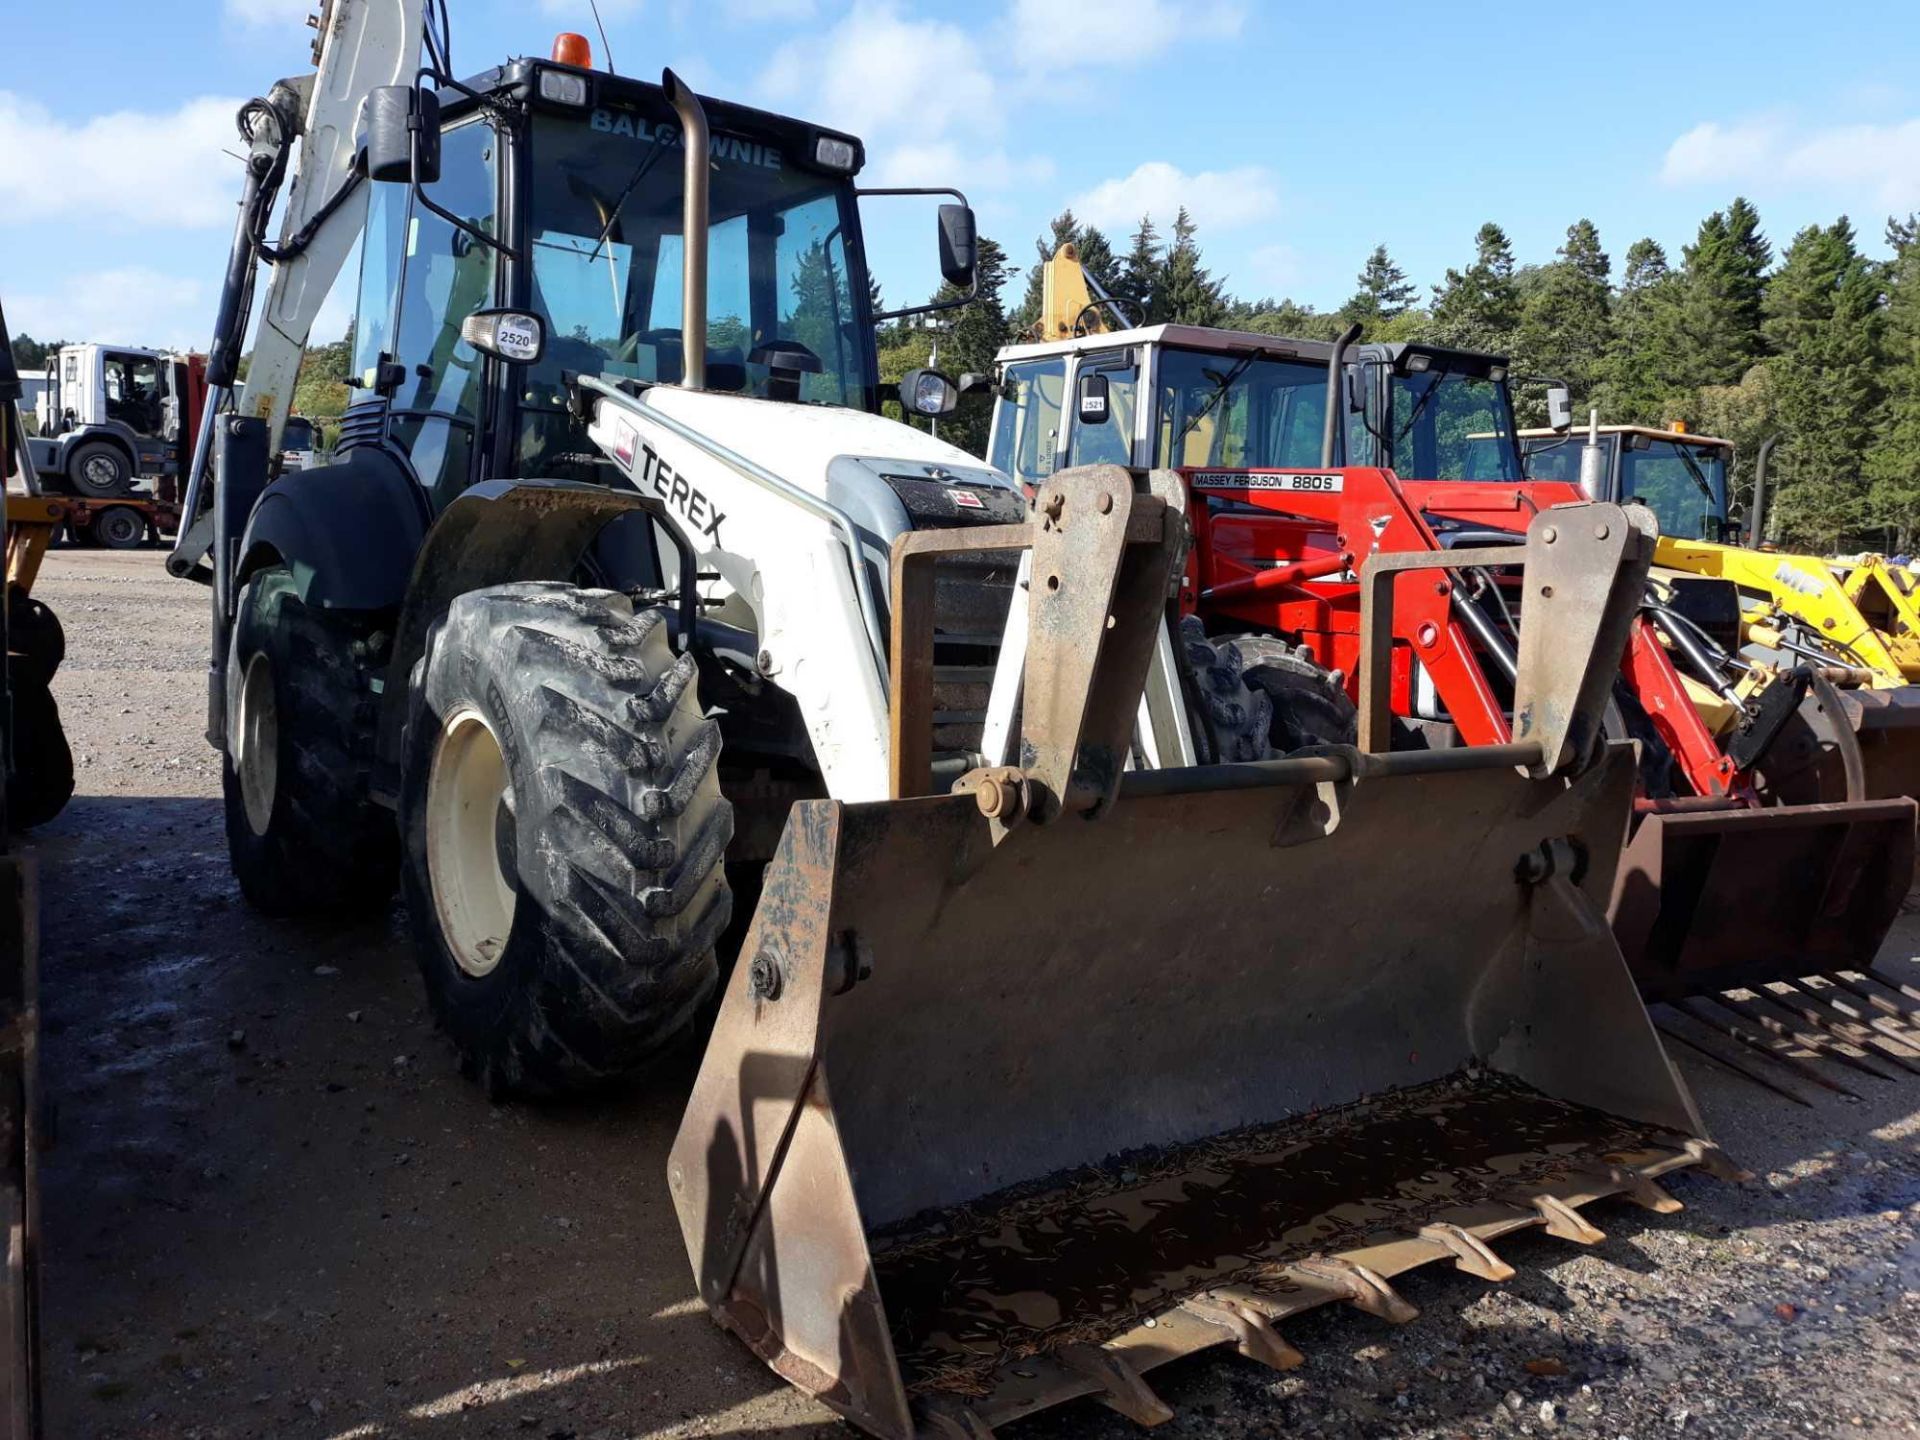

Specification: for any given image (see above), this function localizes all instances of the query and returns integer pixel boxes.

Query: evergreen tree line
[877,197,1920,554]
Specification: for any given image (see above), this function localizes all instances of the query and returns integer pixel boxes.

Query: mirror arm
[406,68,517,261]
[859,185,979,322]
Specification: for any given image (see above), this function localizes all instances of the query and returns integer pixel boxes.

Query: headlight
[814,135,857,171]
[539,70,588,106]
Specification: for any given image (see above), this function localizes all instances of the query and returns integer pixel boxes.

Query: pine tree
[1339,244,1417,326]
[1596,238,1689,423]
[1429,222,1520,355]
[1114,215,1161,325]
[1869,215,1920,550]
[1678,197,1771,386]
[1762,217,1881,549]
[1154,207,1226,326]
[1512,220,1612,424]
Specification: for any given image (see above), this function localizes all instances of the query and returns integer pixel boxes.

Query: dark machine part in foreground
[0,296,45,1437]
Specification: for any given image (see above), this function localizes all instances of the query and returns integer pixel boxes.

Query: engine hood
[635,385,1009,497]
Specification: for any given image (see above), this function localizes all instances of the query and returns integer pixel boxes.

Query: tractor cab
[336,51,968,510]
[1519,425,1735,543]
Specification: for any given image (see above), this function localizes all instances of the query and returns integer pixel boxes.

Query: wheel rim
[101,510,139,545]
[426,708,517,978]
[235,651,279,835]
[82,454,119,488]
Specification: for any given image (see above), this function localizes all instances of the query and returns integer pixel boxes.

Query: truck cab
[27,343,204,497]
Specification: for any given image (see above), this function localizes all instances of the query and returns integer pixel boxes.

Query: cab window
[1066,354,1138,468]
[993,358,1066,486]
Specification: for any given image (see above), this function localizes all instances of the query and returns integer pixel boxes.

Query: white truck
[27,342,206,497]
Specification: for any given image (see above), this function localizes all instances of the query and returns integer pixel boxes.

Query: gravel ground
[23,546,1920,1440]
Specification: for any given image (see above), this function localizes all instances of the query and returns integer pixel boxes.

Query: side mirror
[900,368,958,418]
[460,309,545,364]
[1077,371,1111,425]
[357,85,441,185]
[1546,383,1573,432]
[937,204,977,289]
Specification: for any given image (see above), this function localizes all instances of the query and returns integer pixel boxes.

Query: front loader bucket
[1611,799,1916,1001]
[669,745,1733,1439]
[1761,681,1920,810]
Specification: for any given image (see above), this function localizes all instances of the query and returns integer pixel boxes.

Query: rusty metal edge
[914,1140,1738,1437]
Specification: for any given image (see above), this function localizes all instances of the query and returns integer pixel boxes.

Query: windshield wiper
[1177,347,1267,447]
[585,141,672,264]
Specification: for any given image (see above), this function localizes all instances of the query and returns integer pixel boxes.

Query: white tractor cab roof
[991,325,1521,486]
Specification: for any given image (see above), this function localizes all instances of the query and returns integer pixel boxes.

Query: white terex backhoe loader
[171,5,1738,1435]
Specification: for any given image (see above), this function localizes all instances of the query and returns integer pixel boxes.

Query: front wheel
[221,568,398,916]
[399,582,734,1098]
[66,441,133,498]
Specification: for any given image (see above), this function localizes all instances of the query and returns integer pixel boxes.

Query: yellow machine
[1520,422,1920,805]
[1031,241,1126,341]
[1519,423,1920,682]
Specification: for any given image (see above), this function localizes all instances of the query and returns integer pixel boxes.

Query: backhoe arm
[169,0,424,582]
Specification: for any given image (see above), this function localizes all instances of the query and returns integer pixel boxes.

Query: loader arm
[1184,465,1512,745]
[169,0,425,582]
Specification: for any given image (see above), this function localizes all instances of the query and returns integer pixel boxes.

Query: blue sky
[4,0,1920,354]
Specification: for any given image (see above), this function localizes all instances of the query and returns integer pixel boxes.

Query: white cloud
[1007,0,1243,69]
[759,3,998,144]
[222,0,317,25]
[0,92,243,230]
[10,268,212,352]
[1070,161,1278,233]
[870,141,1055,195]
[1660,115,1920,209]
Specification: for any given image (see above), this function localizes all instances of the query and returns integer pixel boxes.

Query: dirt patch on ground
[26,548,1920,1439]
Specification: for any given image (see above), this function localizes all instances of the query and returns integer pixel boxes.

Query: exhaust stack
[663,68,708,391]
[1322,322,1363,467]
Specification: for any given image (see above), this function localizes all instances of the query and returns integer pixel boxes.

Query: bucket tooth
[1057,1345,1174,1427]
[1591,1166,1683,1214]
[1746,987,1907,1080]
[1680,1139,1753,1183]
[1529,1193,1606,1244]
[1654,1010,1817,1106]
[1679,997,1865,1098]
[1832,970,1920,1026]
[1182,1297,1306,1372]
[1416,1222,1516,1281]
[1288,1258,1420,1325]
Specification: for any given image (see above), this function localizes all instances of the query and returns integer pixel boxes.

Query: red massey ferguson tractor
[987,322,1917,1022]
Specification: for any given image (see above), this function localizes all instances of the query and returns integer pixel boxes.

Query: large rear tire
[1216,632,1358,752]
[399,582,734,1098]
[1183,620,1358,758]
[221,568,398,916]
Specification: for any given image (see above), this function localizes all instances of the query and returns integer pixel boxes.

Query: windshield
[1519,432,1610,485]
[1620,438,1728,541]
[520,104,871,457]
[1153,348,1328,468]
[1378,368,1520,480]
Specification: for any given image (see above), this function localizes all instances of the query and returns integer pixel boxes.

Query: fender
[236,445,430,610]
[371,479,685,795]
